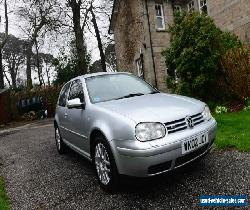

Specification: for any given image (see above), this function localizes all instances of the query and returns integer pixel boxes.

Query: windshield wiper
[115,93,145,100]
[150,90,160,94]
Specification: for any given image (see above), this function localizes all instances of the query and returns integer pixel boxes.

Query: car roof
[73,72,132,80]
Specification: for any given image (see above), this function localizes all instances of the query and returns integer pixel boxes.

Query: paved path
[0,124,249,209]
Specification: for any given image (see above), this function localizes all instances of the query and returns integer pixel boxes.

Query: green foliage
[246,97,250,106]
[53,54,80,85]
[162,12,242,100]
[0,177,10,210]
[53,40,91,85]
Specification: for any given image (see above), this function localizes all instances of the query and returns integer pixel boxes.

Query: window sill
[156,29,167,32]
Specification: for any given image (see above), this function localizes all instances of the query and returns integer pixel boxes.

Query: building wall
[208,0,250,43]
[112,0,250,92]
[143,0,174,90]
[113,0,173,90]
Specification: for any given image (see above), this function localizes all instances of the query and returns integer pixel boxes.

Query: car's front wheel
[93,135,119,192]
[55,126,67,154]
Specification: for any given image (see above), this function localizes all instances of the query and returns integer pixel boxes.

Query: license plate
[181,133,208,155]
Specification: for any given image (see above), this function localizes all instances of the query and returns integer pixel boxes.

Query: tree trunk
[3,70,11,87]
[45,63,50,86]
[0,0,9,89]
[10,67,17,89]
[0,50,4,89]
[34,38,44,86]
[70,0,88,75]
[90,7,106,72]
[26,44,33,90]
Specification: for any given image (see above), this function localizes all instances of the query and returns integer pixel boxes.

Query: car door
[66,79,89,153]
[57,82,72,141]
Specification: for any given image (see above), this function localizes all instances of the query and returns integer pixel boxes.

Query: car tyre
[93,135,119,193]
[55,126,67,154]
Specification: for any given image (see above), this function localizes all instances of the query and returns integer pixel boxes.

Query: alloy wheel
[95,143,111,185]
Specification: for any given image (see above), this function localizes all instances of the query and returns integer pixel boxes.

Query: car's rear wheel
[93,135,119,192]
[55,126,67,154]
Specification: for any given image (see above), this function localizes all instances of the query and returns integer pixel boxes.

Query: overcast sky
[0,0,112,63]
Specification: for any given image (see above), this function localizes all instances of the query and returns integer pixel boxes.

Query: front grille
[175,144,209,167]
[192,113,204,126]
[148,160,172,175]
[165,113,204,134]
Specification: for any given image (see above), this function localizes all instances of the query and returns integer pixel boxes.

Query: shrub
[220,46,250,101]
[162,12,242,101]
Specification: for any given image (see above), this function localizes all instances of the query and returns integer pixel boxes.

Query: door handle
[64,113,68,118]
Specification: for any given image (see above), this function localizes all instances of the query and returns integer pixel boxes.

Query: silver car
[54,72,217,191]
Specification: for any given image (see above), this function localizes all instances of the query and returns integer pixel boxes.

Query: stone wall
[208,0,250,43]
[113,0,173,91]
[144,0,174,90]
[112,0,250,92]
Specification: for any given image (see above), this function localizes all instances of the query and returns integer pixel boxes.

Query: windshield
[85,74,158,103]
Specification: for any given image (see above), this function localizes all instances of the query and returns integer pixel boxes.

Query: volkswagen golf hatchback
[54,72,217,191]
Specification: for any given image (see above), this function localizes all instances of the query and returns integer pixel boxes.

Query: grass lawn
[214,109,250,152]
[0,176,10,210]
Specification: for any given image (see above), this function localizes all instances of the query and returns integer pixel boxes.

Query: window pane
[155,5,162,16]
[174,5,181,12]
[199,0,207,14]
[156,17,164,29]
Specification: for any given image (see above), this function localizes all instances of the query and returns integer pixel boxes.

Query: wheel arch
[89,129,108,160]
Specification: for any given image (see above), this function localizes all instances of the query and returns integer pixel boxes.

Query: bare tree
[2,34,26,88]
[0,0,9,89]
[19,0,62,89]
[82,0,114,72]
[34,37,45,86]
[105,44,117,71]
[89,4,106,71]
[66,0,89,75]
[38,52,54,86]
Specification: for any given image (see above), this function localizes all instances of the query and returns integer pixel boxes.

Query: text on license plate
[181,133,208,154]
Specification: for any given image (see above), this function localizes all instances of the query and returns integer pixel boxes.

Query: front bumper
[111,118,217,177]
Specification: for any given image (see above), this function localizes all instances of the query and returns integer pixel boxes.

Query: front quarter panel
[88,105,136,142]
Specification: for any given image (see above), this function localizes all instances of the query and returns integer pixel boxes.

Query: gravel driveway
[0,122,249,210]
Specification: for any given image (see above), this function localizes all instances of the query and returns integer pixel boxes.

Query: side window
[68,79,84,102]
[58,82,71,107]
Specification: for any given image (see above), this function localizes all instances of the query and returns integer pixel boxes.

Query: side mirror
[67,98,85,109]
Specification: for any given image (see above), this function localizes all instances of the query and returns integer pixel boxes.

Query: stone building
[109,0,250,90]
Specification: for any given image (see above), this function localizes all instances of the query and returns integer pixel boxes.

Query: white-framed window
[174,5,182,12]
[155,3,165,30]
[187,0,195,12]
[198,0,208,14]
[136,58,143,78]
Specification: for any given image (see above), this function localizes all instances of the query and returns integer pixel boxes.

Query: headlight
[135,122,166,141]
[202,106,211,121]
